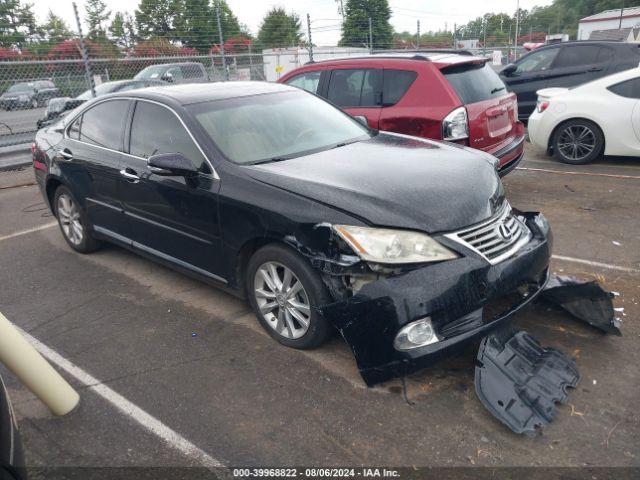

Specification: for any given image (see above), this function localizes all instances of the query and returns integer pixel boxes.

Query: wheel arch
[547,116,606,154]
[45,176,64,215]
[233,235,285,291]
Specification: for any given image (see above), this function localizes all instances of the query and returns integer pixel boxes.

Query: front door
[64,99,131,235]
[502,47,559,119]
[118,100,224,280]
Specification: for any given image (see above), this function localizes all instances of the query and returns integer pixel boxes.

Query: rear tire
[246,244,333,350]
[552,119,604,165]
[54,185,102,253]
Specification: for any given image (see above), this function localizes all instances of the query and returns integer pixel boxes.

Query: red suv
[279,52,526,175]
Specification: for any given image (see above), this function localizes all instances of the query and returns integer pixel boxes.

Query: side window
[166,67,184,81]
[68,115,82,140]
[515,48,559,74]
[596,47,615,64]
[74,100,129,150]
[129,101,211,174]
[556,46,599,68]
[181,64,204,79]
[608,78,640,99]
[382,70,417,106]
[327,69,381,107]
[285,71,322,94]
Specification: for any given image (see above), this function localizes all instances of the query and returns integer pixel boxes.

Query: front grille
[447,203,531,265]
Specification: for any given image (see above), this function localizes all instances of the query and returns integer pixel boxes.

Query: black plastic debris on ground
[475,330,580,436]
[540,275,622,336]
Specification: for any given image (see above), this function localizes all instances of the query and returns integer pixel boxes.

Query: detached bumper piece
[475,330,580,436]
[540,275,622,336]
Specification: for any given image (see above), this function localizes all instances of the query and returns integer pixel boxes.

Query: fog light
[393,317,440,350]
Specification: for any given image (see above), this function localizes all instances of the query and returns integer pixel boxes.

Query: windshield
[442,62,508,104]
[7,83,33,93]
[188,90,370,165]
[76,82,121,100]
[134,65,166,80]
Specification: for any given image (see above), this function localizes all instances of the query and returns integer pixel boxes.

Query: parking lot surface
[0,143,638,468]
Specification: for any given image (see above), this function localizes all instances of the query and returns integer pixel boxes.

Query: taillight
[442,107,469,141]
[536,100,550,113]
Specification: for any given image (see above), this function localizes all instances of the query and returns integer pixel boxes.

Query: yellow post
[0,312,79,416]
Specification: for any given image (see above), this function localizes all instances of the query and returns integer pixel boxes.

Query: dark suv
[0,80,59,110]
[279,52,526,176]
[500,41,640,119]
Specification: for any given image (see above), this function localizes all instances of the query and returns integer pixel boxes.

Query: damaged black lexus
[33,82,552,386]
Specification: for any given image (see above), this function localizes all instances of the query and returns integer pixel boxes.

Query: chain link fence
[0,45,525,150]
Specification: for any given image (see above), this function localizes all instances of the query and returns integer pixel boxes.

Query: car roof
[305,51,485,68]
[120,81,297,105]
[533,40,634,50]
[141,62,202,68]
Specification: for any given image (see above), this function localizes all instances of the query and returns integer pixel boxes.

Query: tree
[257,8,302,49]
[110,12,136,49]
[135,0,182,40]
[42,10,72,45]
[85,0,111,40]
[175,0,241,52]
[339,0,393,49]
[0,0,39,49]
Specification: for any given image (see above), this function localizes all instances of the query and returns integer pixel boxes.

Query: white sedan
[528,67,640,164]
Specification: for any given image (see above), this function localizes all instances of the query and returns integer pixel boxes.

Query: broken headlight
[332,225,457,265]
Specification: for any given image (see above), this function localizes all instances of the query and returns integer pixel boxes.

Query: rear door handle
[120,168,140,183]
[59,148,73,160]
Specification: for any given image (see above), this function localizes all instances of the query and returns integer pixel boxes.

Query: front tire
[552,119,604,165]
[246,244,333,349]
[54,186,102,253]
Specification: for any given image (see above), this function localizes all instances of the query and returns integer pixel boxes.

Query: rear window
[608,78,640,99]
[442,62,507,105]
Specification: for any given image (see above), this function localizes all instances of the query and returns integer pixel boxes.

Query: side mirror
[148,152,197,176]
[353,115,368,127]
[501,64,517,77]
[162,72,174,83]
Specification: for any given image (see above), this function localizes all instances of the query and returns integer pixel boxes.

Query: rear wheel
[246,244,333,349]
[54,186,101,253]
[552,119,604,165]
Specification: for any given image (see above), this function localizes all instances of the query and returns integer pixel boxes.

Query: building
[578,6,640,40]
[588,26,640,42]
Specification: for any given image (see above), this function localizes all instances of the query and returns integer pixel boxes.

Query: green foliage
[110,12,136,49]
[257,7,302,49]
[0,0,39,49]
[42,10,72,45]
[85,0,111,40]
[340,0,393,49]
[135,0,182,39]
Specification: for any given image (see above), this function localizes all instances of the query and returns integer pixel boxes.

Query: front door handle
[120,168,140,183]
[59,148,73,161]
[587,66,602,72]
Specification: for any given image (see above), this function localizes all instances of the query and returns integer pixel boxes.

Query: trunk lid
[441,62,519,151]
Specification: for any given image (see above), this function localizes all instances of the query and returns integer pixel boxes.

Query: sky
[32,0,554,46]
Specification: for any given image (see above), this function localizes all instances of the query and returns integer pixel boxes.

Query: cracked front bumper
[319,212,552,386]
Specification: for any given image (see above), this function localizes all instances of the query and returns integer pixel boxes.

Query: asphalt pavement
[0,144,638,471]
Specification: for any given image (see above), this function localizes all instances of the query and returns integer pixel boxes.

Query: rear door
[501,46,559,118]
[119,99,225,278]
[545,45,611,89]
[64,99,131,234]
[323,68,383,128]
[443,62,518,150]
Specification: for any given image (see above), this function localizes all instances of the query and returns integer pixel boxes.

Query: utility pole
[336,0,345,17]
[453,23,457,49]
[72,2,95,98]
[619,0,625,29]
[307,13,314,62]
[514,0,520,58]
[216,5,228,81]
[483,17,487,55]
[368,17,373,53]
[416,20,420,49]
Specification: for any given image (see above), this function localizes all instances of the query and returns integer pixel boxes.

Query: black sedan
[32,82,551,385]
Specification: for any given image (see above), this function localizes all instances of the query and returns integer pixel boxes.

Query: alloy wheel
[253,262,311,339]
[57,193,84,246]
[557,124,596,162]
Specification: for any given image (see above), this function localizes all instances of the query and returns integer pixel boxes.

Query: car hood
[244,133,504,233]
